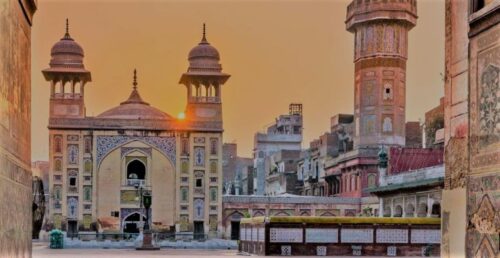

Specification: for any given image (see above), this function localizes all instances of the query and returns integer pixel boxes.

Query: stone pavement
[33,243,438,258]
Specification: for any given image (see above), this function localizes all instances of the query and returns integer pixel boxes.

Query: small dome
[186,24,222,73]
[97,70,173,120]
[49,20,85,69]
[188,42,220,61]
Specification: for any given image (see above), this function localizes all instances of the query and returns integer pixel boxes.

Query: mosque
[43,21,229,237]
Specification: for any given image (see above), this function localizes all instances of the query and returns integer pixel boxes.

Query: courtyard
[33,242,437,258]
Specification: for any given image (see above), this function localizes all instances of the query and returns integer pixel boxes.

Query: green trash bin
[49,229,64,249]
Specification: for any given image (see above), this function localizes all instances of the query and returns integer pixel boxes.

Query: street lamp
[134,182,158,250]
[134,183,149,231]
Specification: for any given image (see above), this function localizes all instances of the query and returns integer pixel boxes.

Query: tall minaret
[42,19,91,118]
[179,24,230,126]
[346,0,417,148]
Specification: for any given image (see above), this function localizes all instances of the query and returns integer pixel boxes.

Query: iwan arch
[43,22,229,237]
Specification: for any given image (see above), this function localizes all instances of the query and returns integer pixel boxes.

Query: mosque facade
[44,22,229,237]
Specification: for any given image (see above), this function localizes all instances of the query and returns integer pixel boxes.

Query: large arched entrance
[123,212,147,233]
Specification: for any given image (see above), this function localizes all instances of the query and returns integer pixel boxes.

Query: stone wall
[0,0,36,257]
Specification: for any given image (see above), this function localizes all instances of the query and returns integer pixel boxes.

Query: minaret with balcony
[42,19,91,119]
[179,24,230,126]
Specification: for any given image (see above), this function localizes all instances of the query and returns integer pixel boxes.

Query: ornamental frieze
[96,135,175,167]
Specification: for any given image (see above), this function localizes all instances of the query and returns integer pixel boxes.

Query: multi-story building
[222,143,252,195]
[253,104,303,195]
[265,149,301,196]
[44,23,229,237]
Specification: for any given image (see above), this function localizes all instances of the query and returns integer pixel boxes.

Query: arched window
[383,117,393,132]
[180,187,188,202]
[210,160,217,174]
[210,187,217,202]
[181,138,189,155]
[84,159,92,174]
[431,202,441,218]
[127,160,146,182]
[181,160,189,174]
[351,175,356,191]
[405,203,415,217]
[367,174,376,188]
[393,205,403,217]
[83,187,92,201]
[210,138,218,155]
[417,203,428,217]
[54,136,62,153]
[54,158,62,172]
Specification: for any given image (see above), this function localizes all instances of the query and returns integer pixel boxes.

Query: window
[54,158,62,172]
[127,160,145,181]
[83,187,92,201]
[196,178,203,188]
[84,136,92,153]
[181,177,188,183]
[181,187,188,202]
[181,160,189,174]
[181,138,189,155]
[84,159,92,173]
[383,82,393,100]
[54,135,62,153]
[210,187,217,202]
[383,117,393,132]
[367,174,376,188]
[210,160,217,174]
[210,177,217,183]
[210,138,218,155]
[54,186,62,200]
[69,177,77,186]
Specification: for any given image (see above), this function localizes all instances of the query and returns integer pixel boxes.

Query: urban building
[253,104,303,195]
[423,97,445,148]
[369,147,444,218]
[222,143,252,195]
[32,161,50,238]
[441,0,500,257]
[265,149,301,196]
[0,0,37,257]
[44,23,229,237]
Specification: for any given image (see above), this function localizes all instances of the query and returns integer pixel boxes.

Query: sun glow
[177,112,186,120]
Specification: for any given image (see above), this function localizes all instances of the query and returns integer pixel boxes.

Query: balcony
[127,179,145,187]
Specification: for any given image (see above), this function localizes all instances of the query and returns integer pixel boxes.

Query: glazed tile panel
[376,229,408,243]
[305,228,339,243]
[341,228,374,243]
[270,228,303,243]
[410,229,440,244]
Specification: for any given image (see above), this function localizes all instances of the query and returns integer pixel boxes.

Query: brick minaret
[346,0,417,148]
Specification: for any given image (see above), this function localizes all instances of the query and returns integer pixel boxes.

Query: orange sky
[31,0,445,160]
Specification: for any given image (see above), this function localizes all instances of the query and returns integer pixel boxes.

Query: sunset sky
[31,0,445,161]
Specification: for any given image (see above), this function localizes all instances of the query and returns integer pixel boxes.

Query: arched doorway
[431,202,441,218]
[127,160,145,186]
[123,212,147,233]
[393,205,403,217]
[229,212,244,240]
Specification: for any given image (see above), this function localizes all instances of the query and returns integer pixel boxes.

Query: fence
[239,216,441,256]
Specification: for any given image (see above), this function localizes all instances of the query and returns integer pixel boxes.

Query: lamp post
[135,183,158,250]
[134,183,144,231]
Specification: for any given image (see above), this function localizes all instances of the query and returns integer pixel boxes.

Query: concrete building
[44,23,229,238]
[423,97,444,148]
[264,150,301,196]
[222,143,252,195]
[441,1,500,257]
[253,104,303,195]
[0,0,36,257]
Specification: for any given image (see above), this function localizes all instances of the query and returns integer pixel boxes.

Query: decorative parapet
[382,164,444,187]
[223,195,361,205]
[346,0,417,31]
[49,117,223,132]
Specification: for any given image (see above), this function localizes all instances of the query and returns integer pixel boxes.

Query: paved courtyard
[33,243,436,258]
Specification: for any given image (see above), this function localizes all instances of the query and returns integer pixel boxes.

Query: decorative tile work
[193,198,204,220]
[376,229,408,243]
[121,147,152,158]
[240,227,246,241]
[67,144,79,165]
[387,246,397,256]
[194,147,205,167]
[316,246,327,256]
[194,137,205,144]
[67,135,79,141]
[305,228,338,243]
[281,245,292,256]
[270,228,303,243]
[410,229,440,244]
[258,227,265,242]
[341,228,373,243]
[96,136,176,166]
[352,245,362,256]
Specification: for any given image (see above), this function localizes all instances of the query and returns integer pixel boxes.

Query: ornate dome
[186,24,222,73]
[97,70,173,120]
[49,20,85,70]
